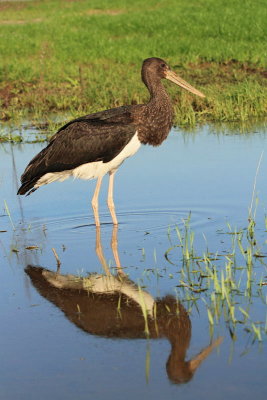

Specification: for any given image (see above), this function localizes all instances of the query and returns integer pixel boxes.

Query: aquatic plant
[166,212,267,344]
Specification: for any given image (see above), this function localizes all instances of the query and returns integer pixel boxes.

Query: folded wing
[18,107,137,195]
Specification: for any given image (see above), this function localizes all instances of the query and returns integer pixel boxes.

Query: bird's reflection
[25,225,222,384]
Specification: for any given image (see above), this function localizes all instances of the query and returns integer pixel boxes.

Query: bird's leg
[95,225,111,276]
[107,171,118,225]
[91,176,103,226]
[111,225,125,276]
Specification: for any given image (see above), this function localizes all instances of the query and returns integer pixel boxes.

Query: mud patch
[84,9,124,16]
[0,17,43,25]
[188,60,267,80]
[0,84,16,109]
[0,1,26,12]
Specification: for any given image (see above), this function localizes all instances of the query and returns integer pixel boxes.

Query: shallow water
[1,125,267,399]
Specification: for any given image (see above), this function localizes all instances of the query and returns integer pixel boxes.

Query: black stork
[17,57,205,226]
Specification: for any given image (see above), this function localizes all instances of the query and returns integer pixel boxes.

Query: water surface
[0,125,267,399]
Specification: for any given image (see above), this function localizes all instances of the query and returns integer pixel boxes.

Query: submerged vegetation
[0,0,267,138]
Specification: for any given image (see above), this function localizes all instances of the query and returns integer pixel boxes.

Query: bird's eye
[161,63,166,68]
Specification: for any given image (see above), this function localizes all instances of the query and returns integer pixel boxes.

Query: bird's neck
[136,80,173,146]
[148,82,172,114]
[146,77,169,103]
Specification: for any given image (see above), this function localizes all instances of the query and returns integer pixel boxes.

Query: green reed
[166,211,267,343]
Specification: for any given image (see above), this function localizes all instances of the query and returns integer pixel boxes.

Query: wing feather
[18,107,137,194]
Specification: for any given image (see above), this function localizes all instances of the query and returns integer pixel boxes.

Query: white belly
[35,132,141,188]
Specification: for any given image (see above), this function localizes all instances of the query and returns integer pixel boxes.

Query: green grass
[0,0,267,134]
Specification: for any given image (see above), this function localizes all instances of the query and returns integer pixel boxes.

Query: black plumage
[17,57,205,225]
[18,110,136,195]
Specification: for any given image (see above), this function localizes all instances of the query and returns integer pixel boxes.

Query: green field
[0,0,267,134]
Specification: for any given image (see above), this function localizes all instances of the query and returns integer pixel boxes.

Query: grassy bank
[0,0,267,134]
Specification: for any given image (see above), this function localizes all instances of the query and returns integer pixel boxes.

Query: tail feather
[17,179,39,196]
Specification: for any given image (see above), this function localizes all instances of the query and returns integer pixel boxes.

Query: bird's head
[142,57,205,98]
